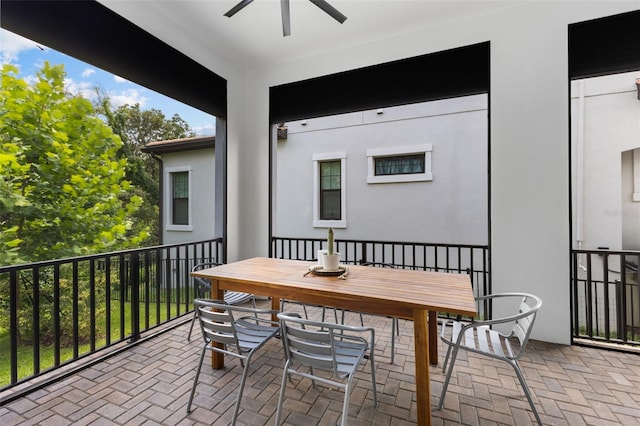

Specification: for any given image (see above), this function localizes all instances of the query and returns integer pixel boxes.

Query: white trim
[313,152,347,228]
[367,144,433,184]
[165,166,193,231]
[633,148,640,202]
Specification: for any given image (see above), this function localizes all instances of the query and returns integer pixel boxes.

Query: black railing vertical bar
[571,252,579,338]
[155,247,162,326]
[72,262,79,359]
[119,253,126,341]
[130,252,140,342]
[602,253,610,340]
[469,248,475,290]
[175,247,182,317]
[165,250,172,321]
[143,251,151,330]
[105,255,112,346]
[621,254,628,342]
[32,266,40,375]
[9,270,18,384]
[585,253,593,339]
[53,264,61,366]
[89,259,96,352]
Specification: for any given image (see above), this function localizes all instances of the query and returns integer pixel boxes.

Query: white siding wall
[240,2,640,344]
[275,95,488,245]
[161,148,216,244]
[571,71,640,252]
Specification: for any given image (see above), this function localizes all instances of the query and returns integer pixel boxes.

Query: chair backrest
[191,262,221,298]
[194,298,242,351]
[511,294,542,352]
[486,293,541,359]
[278,313,363,380]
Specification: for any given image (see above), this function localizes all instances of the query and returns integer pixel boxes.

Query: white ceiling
[100,0,516,68]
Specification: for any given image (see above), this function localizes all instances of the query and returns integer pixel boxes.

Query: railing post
[130,252,140,342]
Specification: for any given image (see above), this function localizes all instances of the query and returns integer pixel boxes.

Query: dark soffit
[270,42,490,123]
[1,0,227,118]
[569,9,640,80]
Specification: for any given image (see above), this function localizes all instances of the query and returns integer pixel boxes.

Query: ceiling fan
[224,0,347,37]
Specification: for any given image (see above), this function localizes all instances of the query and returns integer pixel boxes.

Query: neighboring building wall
[242,2,639,345]
[275,95,488,245]
[571,70,640,252]
[160,148,216,245]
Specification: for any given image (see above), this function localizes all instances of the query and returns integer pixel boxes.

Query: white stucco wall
[112,0,640,344]
[240,2,640,345]
[275,95,488,245]
[160,149,216,245]
[571,71,640,252]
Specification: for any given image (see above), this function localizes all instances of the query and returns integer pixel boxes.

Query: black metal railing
[271,236,491,317]
[0,238,224,393]
[571,249,640,347]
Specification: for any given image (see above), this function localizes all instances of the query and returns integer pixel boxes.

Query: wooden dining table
[191,257,476,425]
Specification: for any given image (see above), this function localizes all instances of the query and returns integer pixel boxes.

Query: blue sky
[0,28,216,136]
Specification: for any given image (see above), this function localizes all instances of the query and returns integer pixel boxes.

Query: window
[313,153,346,228]
[172,172,189,225]
[166,167,192,231]
[375,154,425,176]
[367,145,433,184]
[320,161,341,220]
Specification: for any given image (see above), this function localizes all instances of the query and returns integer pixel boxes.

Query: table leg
[428,311,438,366]
[414,309,431,426]
[271,297,280,322]
[211,279,225,369]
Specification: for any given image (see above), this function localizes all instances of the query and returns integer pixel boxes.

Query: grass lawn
[0,301,184,388]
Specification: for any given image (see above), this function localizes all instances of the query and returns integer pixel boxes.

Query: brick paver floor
[2,300,640,425]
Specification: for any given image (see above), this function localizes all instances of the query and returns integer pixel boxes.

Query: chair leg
[230,353,253,426]
[187,310,198,341]
[510,359,543,426]
[341,376,354,426]
[438,343,462,409]
[275,360,291,425]
[187,344,208,413]
[369,347,378,406]
[391,318,397,364]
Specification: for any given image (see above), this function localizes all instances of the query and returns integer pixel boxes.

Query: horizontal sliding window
[375,154,425,176]
[367,145,432,184]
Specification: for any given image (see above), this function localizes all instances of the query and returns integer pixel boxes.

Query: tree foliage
[97,102,195,245]
[0,62,148,266]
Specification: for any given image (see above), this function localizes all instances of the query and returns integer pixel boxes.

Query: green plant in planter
[327,227,334,255]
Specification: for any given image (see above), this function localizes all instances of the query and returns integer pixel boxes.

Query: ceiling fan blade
[281,0,291,36]
[224,0,255,18]
[308,0,347,24]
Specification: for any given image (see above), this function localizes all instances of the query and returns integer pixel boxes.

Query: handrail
[0,238,224,392]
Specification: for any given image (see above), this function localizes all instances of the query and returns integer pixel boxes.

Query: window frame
[366,144,433,184]
[313,152,347,228]
[166,166,193,231]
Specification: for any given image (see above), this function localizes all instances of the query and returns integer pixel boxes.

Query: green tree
[0,62,148,266]
[97,102,195,245]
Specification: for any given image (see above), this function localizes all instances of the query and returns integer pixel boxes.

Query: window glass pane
[172,172,189,198]
[172,172,189,225]
[320,160,341,220]
[375,154,425,176]
[320,190,341,220]
[173,199,189,225]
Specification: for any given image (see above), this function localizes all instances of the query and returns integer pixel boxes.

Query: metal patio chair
[187,262,256,341]
[438,292,543,425]
[187,299,280,425]
[275,312,378,426]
